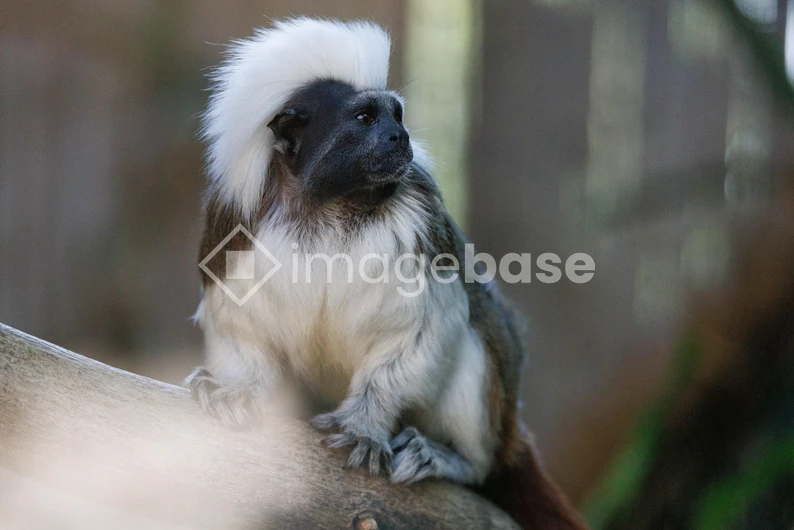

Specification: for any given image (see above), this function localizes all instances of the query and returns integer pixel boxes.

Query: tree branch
[0,323,518,529]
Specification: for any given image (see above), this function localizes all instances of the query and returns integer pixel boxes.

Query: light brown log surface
[0,323,518,529]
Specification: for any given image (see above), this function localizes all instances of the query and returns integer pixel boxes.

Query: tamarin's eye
[356,113,375,126]
[394,105,403,124]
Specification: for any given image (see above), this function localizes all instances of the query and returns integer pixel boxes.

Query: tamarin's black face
[268,79,413,204]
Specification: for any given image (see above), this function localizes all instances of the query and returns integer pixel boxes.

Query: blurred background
[2,0,794,528]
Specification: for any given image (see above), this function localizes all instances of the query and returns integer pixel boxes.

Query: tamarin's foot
[184,367,264,429]
[311,409,393,476]
[390,427,477,485]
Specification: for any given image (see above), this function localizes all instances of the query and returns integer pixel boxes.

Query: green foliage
[694,434,794,530]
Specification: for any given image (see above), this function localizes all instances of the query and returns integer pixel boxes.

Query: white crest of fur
[202,18,392,218]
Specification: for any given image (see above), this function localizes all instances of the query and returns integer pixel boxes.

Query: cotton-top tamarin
[186,18,587,529]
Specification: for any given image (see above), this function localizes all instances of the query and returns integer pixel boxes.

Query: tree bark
[0,323,518,529]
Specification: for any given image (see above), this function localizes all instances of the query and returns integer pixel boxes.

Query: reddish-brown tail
[480,434,590,530]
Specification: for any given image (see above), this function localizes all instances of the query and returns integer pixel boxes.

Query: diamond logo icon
[198,224,282,306]
[225,250,256,280]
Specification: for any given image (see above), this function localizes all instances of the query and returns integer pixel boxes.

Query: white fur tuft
[202,18,392,218]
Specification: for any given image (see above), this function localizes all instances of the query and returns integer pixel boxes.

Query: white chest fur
[268,223,424,391]
[197,194,450,405]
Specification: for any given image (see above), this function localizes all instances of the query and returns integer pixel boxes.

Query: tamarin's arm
[311,285,471,475]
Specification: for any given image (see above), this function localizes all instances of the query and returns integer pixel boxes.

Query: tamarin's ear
[267,108,306,156]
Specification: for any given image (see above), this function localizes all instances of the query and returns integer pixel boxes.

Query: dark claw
[374,444,393,476]
[323,431,393,476]
[347,437,371,468]
[343,435,392,476]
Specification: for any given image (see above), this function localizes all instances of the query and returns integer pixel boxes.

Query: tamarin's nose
[378,125,409,155]
[387,128,409,144]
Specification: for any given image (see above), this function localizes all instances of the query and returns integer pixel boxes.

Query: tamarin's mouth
[344,181,400,205]
[365,146,413,176]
